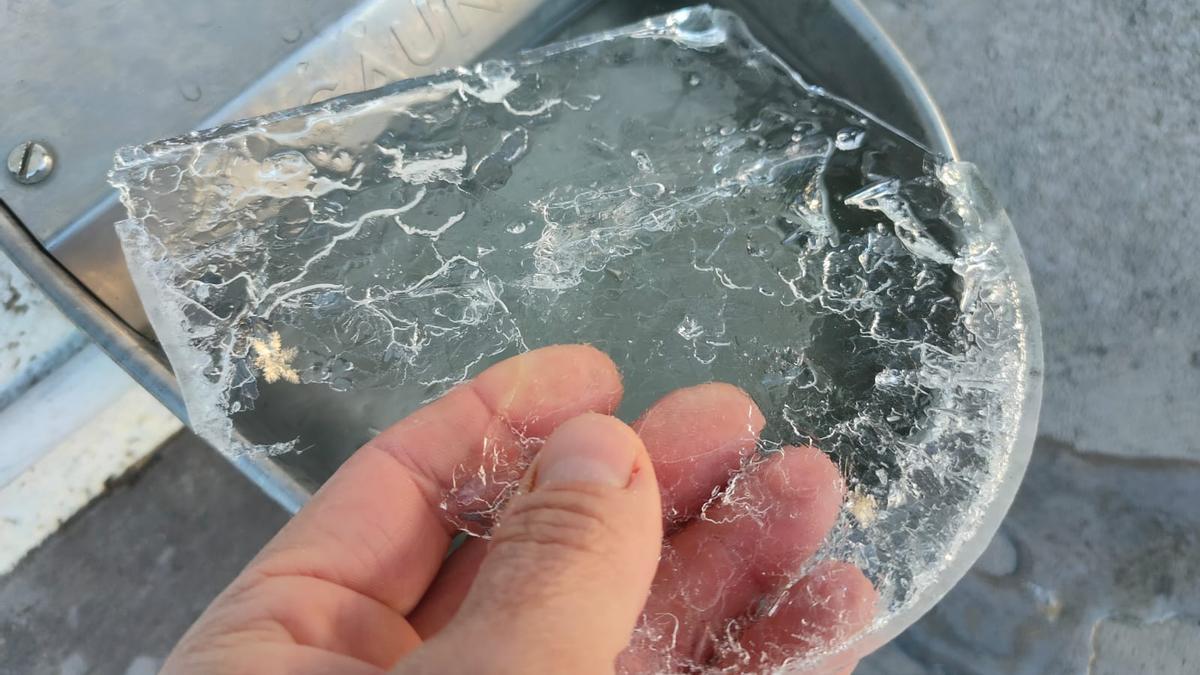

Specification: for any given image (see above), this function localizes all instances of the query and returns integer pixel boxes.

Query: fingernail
[535,413,641,489]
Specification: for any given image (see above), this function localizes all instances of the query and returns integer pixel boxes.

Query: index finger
[243,344,623,616]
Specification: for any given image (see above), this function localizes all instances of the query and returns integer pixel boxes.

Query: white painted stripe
[0,345,182,572]
[0,345,146,487]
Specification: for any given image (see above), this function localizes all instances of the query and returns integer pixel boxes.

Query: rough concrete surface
[859,439,1200,673]
[0,434,287,675]
[857,0,1200,672]
[862,0,1200,462]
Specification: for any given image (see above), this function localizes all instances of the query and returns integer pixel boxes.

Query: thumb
[403,413,662,675]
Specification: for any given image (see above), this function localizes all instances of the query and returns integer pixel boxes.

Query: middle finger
[620,445,846,673]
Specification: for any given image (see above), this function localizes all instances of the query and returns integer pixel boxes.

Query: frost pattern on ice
[110,7,1035,671]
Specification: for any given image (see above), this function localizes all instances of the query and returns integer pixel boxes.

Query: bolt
[7,141,55,185]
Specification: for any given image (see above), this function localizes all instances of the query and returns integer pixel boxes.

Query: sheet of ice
[110,6,1036,671]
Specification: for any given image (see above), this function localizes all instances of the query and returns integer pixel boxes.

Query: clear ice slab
[110,6,1038,670]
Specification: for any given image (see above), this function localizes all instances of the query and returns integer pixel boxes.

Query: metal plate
[2,0,589,333]
[1,0,358,243]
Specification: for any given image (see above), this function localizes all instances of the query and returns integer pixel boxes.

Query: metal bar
[0,203,310,512]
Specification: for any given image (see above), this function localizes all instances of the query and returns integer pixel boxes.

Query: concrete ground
[857,0,1200,672]
[2,0,1199,673]
[0,434,286,674]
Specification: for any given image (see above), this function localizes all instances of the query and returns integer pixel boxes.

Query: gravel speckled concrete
[860,439,1200,674]
[862,0,1200,462]
[857,0,1200,672]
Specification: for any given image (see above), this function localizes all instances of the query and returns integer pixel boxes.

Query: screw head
[7,141,55,185]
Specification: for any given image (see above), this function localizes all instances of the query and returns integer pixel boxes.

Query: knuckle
[493,488,617,559]
[467,487,628,614]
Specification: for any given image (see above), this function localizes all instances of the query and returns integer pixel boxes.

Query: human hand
[162,345,876,674]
